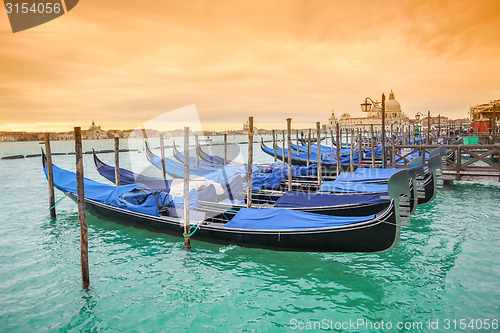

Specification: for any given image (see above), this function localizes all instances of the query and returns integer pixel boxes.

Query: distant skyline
[1,0,499,132]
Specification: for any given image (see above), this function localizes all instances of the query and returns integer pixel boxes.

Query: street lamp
[361,94,386,168]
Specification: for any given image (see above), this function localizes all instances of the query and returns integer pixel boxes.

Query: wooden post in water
[427,110,431,145]
[247,117,254,208]
[295,130,300,156]
[194,135,200,169]
[346,128,350,150]
[114,137,121,186]
[272,129,277,162]
[183,127,191,249]
[316,122,322,185]
[159,134,167,179]
[336,122,341,176]
[391,133,396,167]
[141,128,148,151]
[224,133,228,165]
[493,104,497,144]
[438,115,441,143]
[330,128,334,149]
[349,129,354,172]
[74,127,90,288]
[381,93,387,168]
[307,129,311,167]
[287,118,292,191]
[358,131,362,167]
[370,124,375,168]
[44,133,56,219]
[282,130,286,163]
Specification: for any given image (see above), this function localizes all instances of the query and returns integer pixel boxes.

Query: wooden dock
[385,144,500,182]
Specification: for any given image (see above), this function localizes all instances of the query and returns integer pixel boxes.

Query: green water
[1,139,499,332]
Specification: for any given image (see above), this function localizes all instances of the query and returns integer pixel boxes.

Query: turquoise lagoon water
[0,138,499,332]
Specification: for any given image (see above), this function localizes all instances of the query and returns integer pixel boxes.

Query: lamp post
[361,95,386,167]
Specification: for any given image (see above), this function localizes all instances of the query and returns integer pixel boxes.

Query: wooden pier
[385,144,500,182]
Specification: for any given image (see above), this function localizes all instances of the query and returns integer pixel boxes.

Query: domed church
[367,90,408,122]
[329,90,409,131]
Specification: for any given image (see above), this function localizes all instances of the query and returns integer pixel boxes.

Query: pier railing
[385,144,500,182]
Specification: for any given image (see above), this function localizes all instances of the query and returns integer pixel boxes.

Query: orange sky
[1,0,499,132]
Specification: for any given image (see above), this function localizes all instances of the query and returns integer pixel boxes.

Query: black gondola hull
[76,194,400,253]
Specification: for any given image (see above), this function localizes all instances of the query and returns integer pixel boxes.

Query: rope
[222,209,239,219]
[183,225,198,238]
[49,196,66,210]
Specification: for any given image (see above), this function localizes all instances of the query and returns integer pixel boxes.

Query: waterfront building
[85,121,109,140]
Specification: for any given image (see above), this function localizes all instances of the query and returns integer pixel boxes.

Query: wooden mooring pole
[336,122,340,176]
[295,129,300,156]
[44,133,56,219]
[194,135,200,169]
[493,104,497,144]
[272,129,277,162]
[114,137,121,186]
[282,130,286,163]
[370,124,375,168]
[330,128,334,149]
[224,133,228,165]
[74,127,90,288]
[349,129,354,172]
[287,118,292,191]
[183,127,191,249]
[381,93,387,168]
[247,117,253,208]
[358,131,362,167]
[427,110,431,145]
[316,122,322,185]
[307,129,311,167]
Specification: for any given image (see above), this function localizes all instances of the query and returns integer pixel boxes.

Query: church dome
[386,99,401,111]
[385,89,401,112]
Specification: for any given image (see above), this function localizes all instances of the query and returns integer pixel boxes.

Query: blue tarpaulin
[224,208,376,230]
[261,142,353,164]
[44,164,196,217]
[335,169,399,183]
[45,164,139,206]
[318,181,388,193]
[149,154,245,184]
[95,154,171,190]
[274,191,389,208]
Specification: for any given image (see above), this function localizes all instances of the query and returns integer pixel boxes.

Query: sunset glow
[1,0,499,132]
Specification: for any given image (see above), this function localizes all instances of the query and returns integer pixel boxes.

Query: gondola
[298,133,326,146]
[260,139,355,168]
[43,153,409,253]
[145,142,247,184]
[172,141,224,170]
[92,151,412,218]
[197,144,230,165]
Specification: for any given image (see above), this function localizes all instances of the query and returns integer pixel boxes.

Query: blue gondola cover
[224,208,376,230]
[274,191,389,208]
